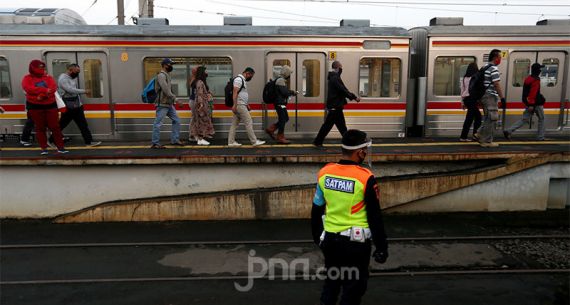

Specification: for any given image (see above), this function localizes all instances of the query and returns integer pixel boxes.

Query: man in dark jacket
[265,65,297,144]
[313,61,360,149]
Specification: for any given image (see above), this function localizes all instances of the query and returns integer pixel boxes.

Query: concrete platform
[1,138,569,220]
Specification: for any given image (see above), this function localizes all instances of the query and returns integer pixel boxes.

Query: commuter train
[0,13,568,141]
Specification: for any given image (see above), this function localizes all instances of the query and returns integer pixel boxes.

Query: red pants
[28,108,64,150]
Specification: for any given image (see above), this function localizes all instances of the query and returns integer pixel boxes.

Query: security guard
[311,129,388,305]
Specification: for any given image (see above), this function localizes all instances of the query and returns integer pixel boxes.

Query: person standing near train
[459,63,482,142]
[227,67,265,147]
[265,65,297,144]
[150,58,183,149]
[313,60,360,149]
[504,63,546,141]
[190,66,215,145]
[478,49,506,148]
[21,59,67,155]
[311,129,388,305]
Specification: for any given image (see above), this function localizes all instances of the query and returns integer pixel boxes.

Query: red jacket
[21,74,57,106]
[523,75,540,106]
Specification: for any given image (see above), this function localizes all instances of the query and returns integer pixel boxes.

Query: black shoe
[150,144,166,149]
[312,143,326,150]
[170,140,185,146]
[503,130,512,140]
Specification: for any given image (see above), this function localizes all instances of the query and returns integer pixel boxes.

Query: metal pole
[138,0,148,17]
[117,0,125,25]
[148,0,154,18]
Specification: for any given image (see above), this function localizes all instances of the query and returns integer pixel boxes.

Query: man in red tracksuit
[21,59,68,155]
[504,63,546,141]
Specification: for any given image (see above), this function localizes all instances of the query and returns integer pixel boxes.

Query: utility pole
[117,0,125,25]
[138,0,153,18]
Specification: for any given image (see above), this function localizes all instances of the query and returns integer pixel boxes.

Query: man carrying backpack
[227,67,265,147]
[265,65,297,144]
[478,49,505,148]
[504,63,545,141]
[150,58,183,149]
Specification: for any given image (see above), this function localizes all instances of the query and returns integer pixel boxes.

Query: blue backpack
[141,73,163,103]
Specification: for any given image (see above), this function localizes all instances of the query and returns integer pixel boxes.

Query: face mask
[70,72,79,79]
[245,76,253,82]
[31,67,45,76]
[165,65,173,72]
[338,68,343,75]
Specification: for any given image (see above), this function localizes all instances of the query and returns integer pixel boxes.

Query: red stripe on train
[433,40,570,46]
[0,40,364,47]
[427,101,562,109]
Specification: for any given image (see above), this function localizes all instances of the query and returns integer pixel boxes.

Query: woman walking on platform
[459,63,482,142]
[190,66,214,145]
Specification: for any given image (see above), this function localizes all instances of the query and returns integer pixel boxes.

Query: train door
[45,52,112,136]
[265,52,325,136]
[507,51,566,133]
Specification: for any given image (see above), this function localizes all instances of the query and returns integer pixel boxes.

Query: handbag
[54,92,67,112]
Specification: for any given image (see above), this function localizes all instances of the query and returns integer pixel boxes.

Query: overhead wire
[239,0,570,7]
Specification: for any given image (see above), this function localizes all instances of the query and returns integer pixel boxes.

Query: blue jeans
[152,105,181,145]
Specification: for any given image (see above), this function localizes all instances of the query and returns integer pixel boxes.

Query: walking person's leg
[238,105,259,144]
[28,109,48,150]
[46,108,65,150]
[313,109,337,146]
[460,100,475,140]
[151,107,168,146]
[21,112,35,143]
[73,106,94,144]
[333,109,348,136]
[535,106,545,140]
[167,105,181,143]
[228,111,241,145]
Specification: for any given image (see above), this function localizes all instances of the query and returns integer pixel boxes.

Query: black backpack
[224,76,245,107]
[262,78,278,104]
[468,64,492,101]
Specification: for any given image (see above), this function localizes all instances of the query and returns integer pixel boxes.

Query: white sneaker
[252,140,265,146]
[228,142,242,147]
[20,140,32,147]
[197,139,210,146]
[86,141,102,147]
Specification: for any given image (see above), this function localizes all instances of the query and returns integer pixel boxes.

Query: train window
[512,59,531,87]
[302,59,320,97]
[273,59,291,89]
[143,57,232,98]
[359,58,401,98]
[51,59,71,81]
[0,58,12,98]
[541,58,559,87]
[433,56,476,96]
[83,59,104,98]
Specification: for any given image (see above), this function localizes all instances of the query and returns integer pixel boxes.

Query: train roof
[0,24,410,38]
[410,25,570,37]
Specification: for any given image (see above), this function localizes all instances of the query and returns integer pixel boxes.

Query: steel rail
[1,234,568,249]
[1,269,569,285]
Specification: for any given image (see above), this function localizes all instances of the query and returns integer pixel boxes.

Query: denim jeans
[151,105,181,145]
[507,105,545,140]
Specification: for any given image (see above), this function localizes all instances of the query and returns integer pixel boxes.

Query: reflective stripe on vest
[318,163,373,233]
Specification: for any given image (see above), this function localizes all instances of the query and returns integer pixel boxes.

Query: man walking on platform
[52,63,101,147]
[151,58,183,149]
[504,63,546,141]
[313,61,360,149]
[311,129,388,305]
[478,49,506,148]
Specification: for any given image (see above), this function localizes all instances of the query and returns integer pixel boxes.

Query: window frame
[432,55,477,97]
[0,56,13,100]
[358,56,402,99]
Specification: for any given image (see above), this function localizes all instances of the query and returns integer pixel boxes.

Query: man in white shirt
[227,67,265,146]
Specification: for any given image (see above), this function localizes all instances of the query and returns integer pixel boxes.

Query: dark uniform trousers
[313,108,347,146]
[320,233,372,305]
[54,106,93,144]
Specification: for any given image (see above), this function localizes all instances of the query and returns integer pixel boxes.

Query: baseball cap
[243,67,255,73]
[341,129,372,150]
[161,58,174,65]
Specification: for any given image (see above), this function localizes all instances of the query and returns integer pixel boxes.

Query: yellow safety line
[1,141,568,151]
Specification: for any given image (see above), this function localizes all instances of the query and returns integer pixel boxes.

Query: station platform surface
[1,136,568,165]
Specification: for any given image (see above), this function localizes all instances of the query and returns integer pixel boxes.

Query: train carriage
[409,18,570,138]
[0,17,411,141]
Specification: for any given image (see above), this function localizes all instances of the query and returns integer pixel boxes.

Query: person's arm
[21,76,49,96]
[58,77,86,95]
[232,77,243,113]
[364,176,388,262]
[331,74,358,101]
[311,183,326,245]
